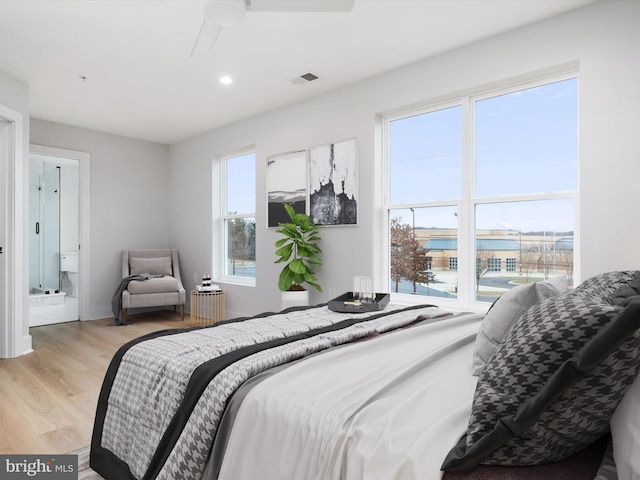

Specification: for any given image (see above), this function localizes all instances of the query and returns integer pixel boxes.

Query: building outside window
[449,257,458,271]
[384,75,577,305]
[449,257,458,270]
[222,151,256,284]
[487,258,502,272]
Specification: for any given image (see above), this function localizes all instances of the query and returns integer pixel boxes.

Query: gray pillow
[472,276,568,375]
[129,256,172,276]
[610,368,640,480]
[443,280,640,472]
[608,273,640,480]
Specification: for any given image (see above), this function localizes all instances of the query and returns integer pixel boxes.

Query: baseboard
[88,306,113,321]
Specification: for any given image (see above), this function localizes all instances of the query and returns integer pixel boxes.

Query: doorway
[29,154,79,325]
[29,145,90,327]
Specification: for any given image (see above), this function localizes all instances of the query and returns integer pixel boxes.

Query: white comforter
[217,312,483,480]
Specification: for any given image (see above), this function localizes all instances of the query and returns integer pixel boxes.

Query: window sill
[219,275,256,287]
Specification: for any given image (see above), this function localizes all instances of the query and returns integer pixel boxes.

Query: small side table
[190,290,225,326]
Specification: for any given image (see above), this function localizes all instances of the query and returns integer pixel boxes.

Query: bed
[90,270,640,480]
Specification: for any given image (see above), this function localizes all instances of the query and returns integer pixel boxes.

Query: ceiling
[0,0,595,145]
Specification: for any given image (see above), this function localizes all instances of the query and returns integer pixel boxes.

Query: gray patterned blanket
[90,303,447,480]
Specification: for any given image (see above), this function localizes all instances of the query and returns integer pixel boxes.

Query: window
[384,75,577,305]
[389,205,458,297]
[487,258,501,272]
[388,105,461,298]
[222,151,256,284]
[449,257,458,271]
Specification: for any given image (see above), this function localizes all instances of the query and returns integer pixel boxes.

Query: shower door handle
[35,222,39,235]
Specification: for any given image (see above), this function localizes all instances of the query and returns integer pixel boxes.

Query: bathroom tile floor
[29,296,79,327]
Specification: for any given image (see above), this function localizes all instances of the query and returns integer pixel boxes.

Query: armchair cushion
[130,256,172,276]
[127,276,181,295]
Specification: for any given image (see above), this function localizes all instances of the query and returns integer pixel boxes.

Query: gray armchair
[121,249,186,324]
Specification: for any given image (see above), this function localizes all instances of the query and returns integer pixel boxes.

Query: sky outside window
[226,152,255,215]
[475,78,578,198]
[389,105,462,204]
[225,152,256,281]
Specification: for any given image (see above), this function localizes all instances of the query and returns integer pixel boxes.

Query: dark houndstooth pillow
[442,271,640,471]
[572,270,639,302]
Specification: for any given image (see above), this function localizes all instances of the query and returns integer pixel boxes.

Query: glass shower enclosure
[29,160,60,294]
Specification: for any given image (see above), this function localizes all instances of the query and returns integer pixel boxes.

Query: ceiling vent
[291,72,320,85]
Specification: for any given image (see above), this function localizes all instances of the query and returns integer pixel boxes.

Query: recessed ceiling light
[219,76,233,85]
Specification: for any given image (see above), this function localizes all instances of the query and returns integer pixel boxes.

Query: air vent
[291,72,320,85]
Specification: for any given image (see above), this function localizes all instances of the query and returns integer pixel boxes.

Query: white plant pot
[281,289,309,311]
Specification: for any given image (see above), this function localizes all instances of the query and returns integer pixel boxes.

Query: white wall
[29,119,170,319]
[59,162,79,253]
[170,1,640,319]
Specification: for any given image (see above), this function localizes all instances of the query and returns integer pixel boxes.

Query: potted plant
[275,203,322,309]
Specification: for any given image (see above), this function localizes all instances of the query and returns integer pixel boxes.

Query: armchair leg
[180,304,184,321]
[124,308,128,325]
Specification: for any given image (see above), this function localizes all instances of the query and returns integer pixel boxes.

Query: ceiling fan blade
[190,20,224,57]
[244,0,355,13]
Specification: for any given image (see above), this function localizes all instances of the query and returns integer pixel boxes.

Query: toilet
[60,252,79,297]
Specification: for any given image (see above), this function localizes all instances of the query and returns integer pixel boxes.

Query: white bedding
[218,312,483,480]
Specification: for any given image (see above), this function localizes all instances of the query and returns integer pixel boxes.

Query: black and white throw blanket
[110,273,162,326]
[90,303,448,480]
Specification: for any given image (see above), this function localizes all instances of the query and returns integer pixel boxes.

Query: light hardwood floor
[0,311,188,454]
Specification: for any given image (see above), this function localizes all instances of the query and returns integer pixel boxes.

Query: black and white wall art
[267,150,307,227]
[309,137,358,226]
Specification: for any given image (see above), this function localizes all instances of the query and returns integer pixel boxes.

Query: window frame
[220,149,256,287]
[381,72,579,311]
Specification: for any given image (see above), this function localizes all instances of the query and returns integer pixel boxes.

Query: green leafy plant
[275,204,323,292]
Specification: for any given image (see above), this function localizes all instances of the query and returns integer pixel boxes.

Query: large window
[222,151,256,284]
[385,75,577,305]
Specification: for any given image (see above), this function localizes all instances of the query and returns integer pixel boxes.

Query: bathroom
[29,153,79,326]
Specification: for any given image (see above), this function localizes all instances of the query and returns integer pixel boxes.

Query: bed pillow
[472,276,568,375]
[572,270,640,303]
[610,365,640,480]
[130,256,172,276]
[442,287,640,472]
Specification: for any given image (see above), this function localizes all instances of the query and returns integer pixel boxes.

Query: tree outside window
[390,217,432,294]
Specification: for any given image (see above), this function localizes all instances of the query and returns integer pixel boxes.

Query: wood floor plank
[0,311,187,454]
